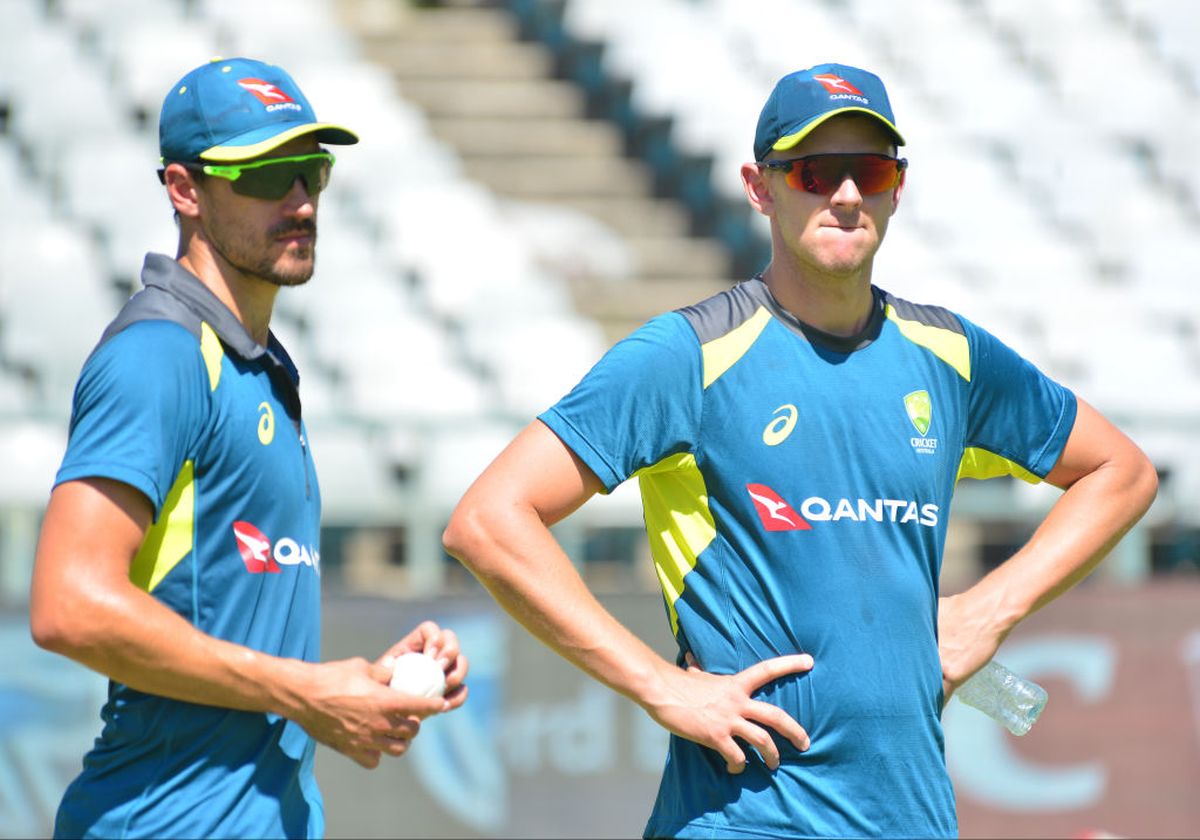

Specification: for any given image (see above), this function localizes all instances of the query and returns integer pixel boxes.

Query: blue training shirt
[53,254,324,839]
[540,278,1076,839]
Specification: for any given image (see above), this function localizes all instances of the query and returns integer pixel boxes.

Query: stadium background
[0,0,1197,836]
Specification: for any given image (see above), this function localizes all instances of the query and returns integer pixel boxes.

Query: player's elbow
[1125,448,1159,521]
[29,581,108,657]
[441,501,491,572]
[443,496,528,584]
[30,596,84,655]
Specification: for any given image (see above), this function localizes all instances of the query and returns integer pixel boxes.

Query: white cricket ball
[388,652,447,698]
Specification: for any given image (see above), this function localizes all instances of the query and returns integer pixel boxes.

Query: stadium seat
[264,317,341,422]
[104,20,224,120]
[0,219,118,410]
[342,353,492,426]
[0,418,66,507]
[463,313,608,418]
[0,368,35,418]
[4,30,131,179]
[1110,0,1200,92]
[497,199,634,286]
[0,1,61,106]
[0,139,53,224]
[55,133,178,285]
[301,417,410,525]
[197,0,360,66]
[414,419,525,512]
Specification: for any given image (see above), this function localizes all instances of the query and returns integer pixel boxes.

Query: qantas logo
[238,78,292,103]
[746,484,811,531]
[233,520,320,575]
[237,78,303,113]
[813,73,864,96]
[747,485,940,531]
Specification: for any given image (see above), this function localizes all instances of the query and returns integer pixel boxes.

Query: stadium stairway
[334,0,738,343]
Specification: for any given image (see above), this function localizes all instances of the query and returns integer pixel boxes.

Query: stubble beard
[204,215,317,288]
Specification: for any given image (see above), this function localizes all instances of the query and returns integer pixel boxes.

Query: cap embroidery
[813,73,864,95]
[237,78,294,105]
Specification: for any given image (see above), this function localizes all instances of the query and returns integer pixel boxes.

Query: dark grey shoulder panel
[674,280,770,344]
[882,291,966,336]
[98,285,201,347]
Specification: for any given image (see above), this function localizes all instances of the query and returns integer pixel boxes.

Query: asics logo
[233,520,320,575]
[746,484,811,531]
[257,402,275,446]
[238,78,293,104]
[813,74,864,96]
[762,404,799,447]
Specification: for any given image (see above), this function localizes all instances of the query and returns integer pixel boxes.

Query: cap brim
[772,107,905,154]
[200,122,359,162]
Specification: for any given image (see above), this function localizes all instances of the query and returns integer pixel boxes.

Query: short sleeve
[538,312,704,491]
[962,315,1077,479]
[56,321,209,515]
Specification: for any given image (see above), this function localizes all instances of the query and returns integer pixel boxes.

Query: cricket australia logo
[904,390,938,455]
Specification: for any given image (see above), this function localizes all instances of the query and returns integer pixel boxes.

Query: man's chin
[268,256,315,287]
[269,271,313,288]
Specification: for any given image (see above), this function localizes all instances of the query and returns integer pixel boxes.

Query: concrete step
[396,79,584,119]
[341,1,518,43]
[335,0,740,346]
[625,236,732,280]
[553,196,692,238]
[361,39,552,81]
[571,277,736,344]
[461,155,651,198]
[433,117,624,158]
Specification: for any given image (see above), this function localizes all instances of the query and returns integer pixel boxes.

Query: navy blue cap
[159,57,358,163]
[754,63,904,161]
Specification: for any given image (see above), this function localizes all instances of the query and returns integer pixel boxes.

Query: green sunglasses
[159,152,336,200]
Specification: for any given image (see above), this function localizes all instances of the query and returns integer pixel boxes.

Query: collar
[751,275,885,353]
[139,253,300,384]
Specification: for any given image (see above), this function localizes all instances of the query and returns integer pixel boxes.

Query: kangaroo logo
[238,78,294,105]
[746,484,812,532]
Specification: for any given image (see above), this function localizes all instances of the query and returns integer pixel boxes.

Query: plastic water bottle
[953,660,1048,736]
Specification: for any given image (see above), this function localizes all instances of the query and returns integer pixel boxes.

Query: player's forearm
[961,443,1158,637]
[444,502,673,706]
[32,576,309,719]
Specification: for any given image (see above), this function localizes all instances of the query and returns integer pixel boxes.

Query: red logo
[237,78,294,105]
[233,520,281,574]
[746,484,812,532]
[813,74,864,96]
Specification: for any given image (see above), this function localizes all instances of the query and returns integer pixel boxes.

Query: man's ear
[741,162,774,217]
[162,163,203,220]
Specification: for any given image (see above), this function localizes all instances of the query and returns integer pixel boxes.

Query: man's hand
[293,656,446,769]
[647,653,814,774]
[377,620,469,710]
[936,593,1003,705]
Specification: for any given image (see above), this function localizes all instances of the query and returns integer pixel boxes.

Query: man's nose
[282,177,316,216]
[830,174,864,206]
